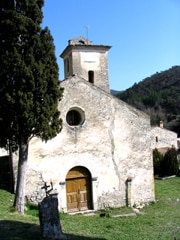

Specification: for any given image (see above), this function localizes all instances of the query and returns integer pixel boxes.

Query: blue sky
[42,0,180,91]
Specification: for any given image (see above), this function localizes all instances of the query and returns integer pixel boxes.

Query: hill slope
[116,66,180,136]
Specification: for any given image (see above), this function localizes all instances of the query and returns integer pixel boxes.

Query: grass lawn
[0,177,180,240]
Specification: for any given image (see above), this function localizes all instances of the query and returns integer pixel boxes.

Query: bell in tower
[60,36,111,93]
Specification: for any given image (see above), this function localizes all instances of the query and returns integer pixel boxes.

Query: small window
[66,107,85,127]
[156,136,158,142]
[88,71,94,84]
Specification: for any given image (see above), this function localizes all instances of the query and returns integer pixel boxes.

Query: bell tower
[60,36,111,93]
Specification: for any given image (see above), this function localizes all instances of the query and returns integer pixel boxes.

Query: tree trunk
[13,136,29,214]
[9,140,15,194]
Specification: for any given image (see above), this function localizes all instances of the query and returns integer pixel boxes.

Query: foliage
[153,147,179,176]
[153,148,164,175]
[25,201,39,217]
[1,178,180,239]
[0,0,63,146]
[116,66,180,136]
[0,0,63,213]
[162,147,179,176]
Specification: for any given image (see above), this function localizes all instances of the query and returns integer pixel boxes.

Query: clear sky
[42,0,180,91]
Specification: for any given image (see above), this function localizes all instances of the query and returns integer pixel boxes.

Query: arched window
[88,71,94,84]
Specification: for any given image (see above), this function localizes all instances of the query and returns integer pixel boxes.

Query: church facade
[16,37,155,212]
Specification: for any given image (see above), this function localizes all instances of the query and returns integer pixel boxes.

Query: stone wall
[98,190,126,209]
[12,152,45,202]
[25,169,45,202]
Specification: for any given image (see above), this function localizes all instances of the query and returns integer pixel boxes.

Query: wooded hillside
[116,66,180,136]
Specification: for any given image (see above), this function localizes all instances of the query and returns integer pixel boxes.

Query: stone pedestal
[38,194,66,239]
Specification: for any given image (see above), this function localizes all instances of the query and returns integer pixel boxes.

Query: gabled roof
[60,75,150,120]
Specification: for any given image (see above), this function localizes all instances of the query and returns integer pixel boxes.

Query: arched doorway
[66,166,92,212]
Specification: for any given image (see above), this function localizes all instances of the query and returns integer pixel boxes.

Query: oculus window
[66,107,85,126]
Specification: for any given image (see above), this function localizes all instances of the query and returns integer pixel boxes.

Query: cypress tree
[0,0,63,213]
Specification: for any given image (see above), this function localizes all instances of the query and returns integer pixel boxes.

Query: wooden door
[66,167,92,212]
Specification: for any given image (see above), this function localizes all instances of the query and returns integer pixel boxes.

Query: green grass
[0,178,180,239]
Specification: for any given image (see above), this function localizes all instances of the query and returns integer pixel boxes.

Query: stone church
[151,121,177,152]
[18,37,155,212]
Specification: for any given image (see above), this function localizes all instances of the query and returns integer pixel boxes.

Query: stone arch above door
[66,166,93,212]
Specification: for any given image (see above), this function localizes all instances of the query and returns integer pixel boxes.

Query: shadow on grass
[0,220,106,240]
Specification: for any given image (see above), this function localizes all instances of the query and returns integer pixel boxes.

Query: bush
[162,147,179,176]
[153,148,164,175]
[153,147,179,176]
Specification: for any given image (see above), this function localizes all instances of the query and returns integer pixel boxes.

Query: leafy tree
[0,0,63,213]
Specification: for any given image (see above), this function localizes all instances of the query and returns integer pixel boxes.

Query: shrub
[153,148,164,175]
[162,147,179,176]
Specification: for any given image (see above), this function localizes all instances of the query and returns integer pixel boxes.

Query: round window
[66,107,85,126]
